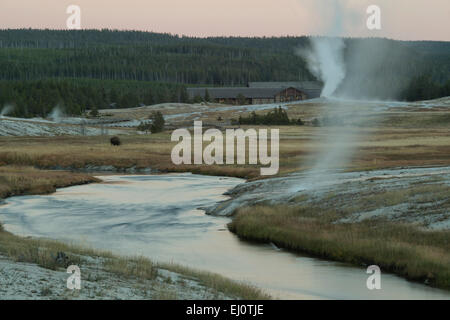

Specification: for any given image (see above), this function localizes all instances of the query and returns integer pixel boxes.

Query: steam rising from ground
[296,0,351,97]
[337,39,412,100]
[1,104,14,117]
[298,38,346,97]
[48,105,65,123]
[297,1,410,100]
[292,0,384,192]
[290,100,369,193]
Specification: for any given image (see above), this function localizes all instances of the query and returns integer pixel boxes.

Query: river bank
[1,173,449,299]
[209,167,450,290]
[0,171,269,300]
[1,164,450,294]
[0,228,268,300]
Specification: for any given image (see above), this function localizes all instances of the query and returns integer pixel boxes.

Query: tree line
[0,79,188,118]
[0,29,449,117]
[401,75,450,101]
[3,29,449,89]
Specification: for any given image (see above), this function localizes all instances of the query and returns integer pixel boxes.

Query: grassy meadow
[1,116,450,181]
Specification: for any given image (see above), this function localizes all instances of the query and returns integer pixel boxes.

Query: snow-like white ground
[324,96,450,111]
[2,96,449,136]
[103,119,152,128]
[0,118,126,137]
[206,166,450,230]
[0,254,229,300]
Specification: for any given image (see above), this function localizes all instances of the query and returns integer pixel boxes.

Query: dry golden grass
[0,226,269,299]
[229,205,450,290]
[0,134,262,178]
[0,165,99,199]
[0,224,112,270]
[104,256,158,280]
[158,262,271,300]
[1,118,449,180]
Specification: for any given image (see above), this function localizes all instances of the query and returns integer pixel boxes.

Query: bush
[110,136,121,146]
[237,93,247,105]
[137,121,151,132]
[149,111,165,133]
[89,107,99,117]
[192,95,203,104]
[236,107,302,126]
[293,118,304,126]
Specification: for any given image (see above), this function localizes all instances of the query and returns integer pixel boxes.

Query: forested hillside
[0,30,312,84]
[0,79,187,118]
[0,29,449,117]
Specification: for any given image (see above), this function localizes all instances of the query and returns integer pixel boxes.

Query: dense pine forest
[0,79,188,118]
[0,29,449,117]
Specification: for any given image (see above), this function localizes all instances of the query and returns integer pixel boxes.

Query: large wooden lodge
[187,81,323,105]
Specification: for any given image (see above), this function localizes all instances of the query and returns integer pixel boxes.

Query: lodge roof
[248,81,323,98]
[187,87,296,99]
[187,81,323,99]
[247,81,323,90]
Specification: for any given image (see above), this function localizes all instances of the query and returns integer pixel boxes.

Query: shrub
[236,107,302,126]
[89,107,99,117]
[137,121,151,132]
[149,111,165,133]
[192,95,203,104]
[294,118,304,126]
[237,93,247,105]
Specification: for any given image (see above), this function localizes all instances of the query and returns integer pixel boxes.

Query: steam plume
[299,37,346,97]
[0,104,14,117]
[48,105,65,123]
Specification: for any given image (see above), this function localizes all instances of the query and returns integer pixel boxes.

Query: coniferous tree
[204,89,211,102]
[149,111,165,133]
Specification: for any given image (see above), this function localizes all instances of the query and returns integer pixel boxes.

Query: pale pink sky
[1,0,449,41]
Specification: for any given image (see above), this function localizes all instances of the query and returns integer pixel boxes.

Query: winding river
[0,173,449,299]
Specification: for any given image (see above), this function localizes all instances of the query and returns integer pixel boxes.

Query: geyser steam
[48,105,65,123]
[0,104,14,117]
[291,0,367,193]
[299,37,346,97]
[296,0,349,97]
